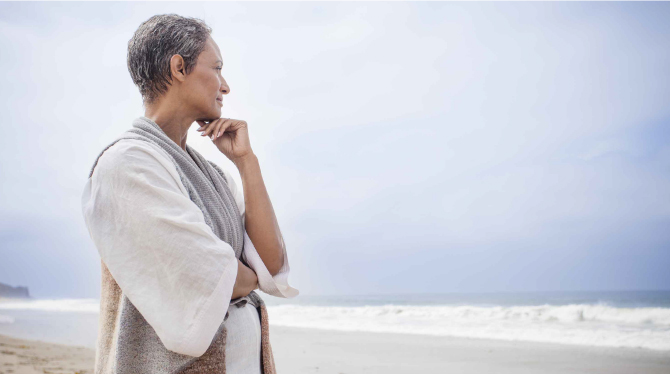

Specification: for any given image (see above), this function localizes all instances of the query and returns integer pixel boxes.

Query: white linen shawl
[81,137,298,372]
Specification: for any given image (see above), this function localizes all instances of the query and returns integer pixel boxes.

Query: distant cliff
[0,282,30,299]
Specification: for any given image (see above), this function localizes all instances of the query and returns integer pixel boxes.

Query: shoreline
[2,327,669,374]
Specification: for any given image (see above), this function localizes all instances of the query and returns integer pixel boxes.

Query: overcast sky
[0,2,668,298]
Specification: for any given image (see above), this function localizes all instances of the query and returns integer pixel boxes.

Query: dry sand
[2,327,669,373]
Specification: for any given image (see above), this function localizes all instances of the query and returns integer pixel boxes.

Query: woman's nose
[221,78,230,95]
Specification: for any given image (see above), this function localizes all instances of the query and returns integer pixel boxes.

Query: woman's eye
[216,67,222,71]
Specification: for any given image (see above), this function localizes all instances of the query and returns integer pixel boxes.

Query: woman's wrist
[232,153,258,174]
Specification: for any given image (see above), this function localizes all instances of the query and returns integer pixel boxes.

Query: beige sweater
[95,261,277,373]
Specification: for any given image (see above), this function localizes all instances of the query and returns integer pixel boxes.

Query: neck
[144,95,193,151]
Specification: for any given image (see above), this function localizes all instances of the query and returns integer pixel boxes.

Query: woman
[81,14,298,374]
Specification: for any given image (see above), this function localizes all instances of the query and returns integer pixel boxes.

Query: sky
[0,2,668,298]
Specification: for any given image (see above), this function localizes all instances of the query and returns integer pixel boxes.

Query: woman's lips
[216,98,223,105]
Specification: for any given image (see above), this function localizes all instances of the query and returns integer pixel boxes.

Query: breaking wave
[0,298,99,313]
[267,303,670,350]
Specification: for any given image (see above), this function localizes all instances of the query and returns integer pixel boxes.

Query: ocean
[1,290,669,351]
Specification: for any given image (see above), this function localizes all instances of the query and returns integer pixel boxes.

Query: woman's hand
[196,118,253,164]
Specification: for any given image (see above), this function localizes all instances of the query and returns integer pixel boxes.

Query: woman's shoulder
[92,138,182,190]
[101,138,170,163]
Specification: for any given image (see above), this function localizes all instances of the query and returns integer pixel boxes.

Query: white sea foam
[0,298,99,313]
[266,304,670,351]
[2,298,668,350]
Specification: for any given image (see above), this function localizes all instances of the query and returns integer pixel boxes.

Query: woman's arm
[232,258,259,299]
[198,118,287,276]
[234,154,285,276]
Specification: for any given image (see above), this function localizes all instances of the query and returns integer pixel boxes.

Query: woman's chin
[202,107,222,120]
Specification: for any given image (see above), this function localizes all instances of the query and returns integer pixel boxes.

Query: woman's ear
[169,54,187,82]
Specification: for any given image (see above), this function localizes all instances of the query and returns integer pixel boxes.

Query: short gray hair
[127,14,212,105]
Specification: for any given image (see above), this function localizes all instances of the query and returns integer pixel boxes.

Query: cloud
[0,2,668,297]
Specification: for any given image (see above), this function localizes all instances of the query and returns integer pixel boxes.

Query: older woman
[81,14,298,374]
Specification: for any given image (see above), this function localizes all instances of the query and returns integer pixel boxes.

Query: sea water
[1,290,669,351]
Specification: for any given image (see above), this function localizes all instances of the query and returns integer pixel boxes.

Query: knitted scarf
[88,116,276,373]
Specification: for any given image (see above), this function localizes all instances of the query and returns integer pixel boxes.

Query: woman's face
[182,37,230,121]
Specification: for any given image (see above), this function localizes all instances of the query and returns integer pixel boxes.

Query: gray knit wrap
[88,116,264,373]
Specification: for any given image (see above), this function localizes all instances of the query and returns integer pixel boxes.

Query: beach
[2,326,670,374]
[271,326,670,373]
[0,333,94,374]
[2,292,669,373]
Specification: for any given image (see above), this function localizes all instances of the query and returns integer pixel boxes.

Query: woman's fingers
[214,119,235,139]
[213,120,224,140]
[196,120,211,136]
[196,118,237,140]
[222,118,230,138]
[201,119,220,138]
[222,118,237,136]
[196,120,213,134]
